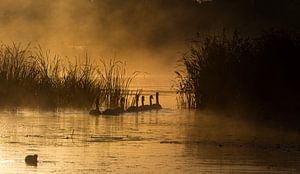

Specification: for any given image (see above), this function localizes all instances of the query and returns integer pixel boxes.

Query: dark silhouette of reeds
[97,59,138,110]
[175,29,300,116]
[0,43,137,110]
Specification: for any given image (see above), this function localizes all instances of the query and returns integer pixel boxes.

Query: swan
[138,96,147,111]
[139,95,153,111]
[149,95,153,106]
[102,97,125,115]
[25,154,38,166]
[126,94,139,112]
[89,97,101,115]
[152,92,162,109]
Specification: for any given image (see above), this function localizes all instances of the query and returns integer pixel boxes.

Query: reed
[175,29,300,113]
[0,43,137,110]
[97,59,139,109]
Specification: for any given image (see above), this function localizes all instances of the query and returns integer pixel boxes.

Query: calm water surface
[0,94,299,173]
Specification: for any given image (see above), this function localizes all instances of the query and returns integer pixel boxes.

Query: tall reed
[0,43,137,110]
[97,59,139,109]
[175,29,300,112]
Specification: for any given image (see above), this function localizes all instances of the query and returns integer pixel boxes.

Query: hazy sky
[0,0,299,85]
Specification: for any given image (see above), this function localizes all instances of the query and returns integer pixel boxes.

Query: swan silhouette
[102,97,125,115]
[152,92,162,109]
[89,97,101,115]
[126,94,139,112]
[139,95,153,111]
[25,154,38,166]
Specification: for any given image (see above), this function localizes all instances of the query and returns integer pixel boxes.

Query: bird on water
[139,95,153,111]
[126,94,140,112]
[102,97,125,115]
[152,92,162,109]
[25,154,38,166]
[89,97,101,115]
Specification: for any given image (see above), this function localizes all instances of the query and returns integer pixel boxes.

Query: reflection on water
[0,107,299,173]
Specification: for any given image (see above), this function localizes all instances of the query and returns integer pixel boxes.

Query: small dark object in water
[25,154,38,166]
[218,144,223,147]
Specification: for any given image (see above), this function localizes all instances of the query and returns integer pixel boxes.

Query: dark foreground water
[0,107,299,173]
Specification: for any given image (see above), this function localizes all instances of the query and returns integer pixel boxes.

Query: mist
[1,1,300,172]
[0,0,299,82]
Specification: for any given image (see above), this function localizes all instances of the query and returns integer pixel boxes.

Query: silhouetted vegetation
[176,29,300,118]
[97,59,139,109]
[0,43,137,110]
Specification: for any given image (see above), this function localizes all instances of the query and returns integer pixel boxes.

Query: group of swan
[89,92,162,116]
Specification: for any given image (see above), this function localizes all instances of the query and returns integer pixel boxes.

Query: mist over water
[0,0,193,79]
[1,0,299,84]
[0,1,299,173]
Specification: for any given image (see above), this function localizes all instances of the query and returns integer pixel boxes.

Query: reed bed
[175,29,300,113]
[0,43,137,110]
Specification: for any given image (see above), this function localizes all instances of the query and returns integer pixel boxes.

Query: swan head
[141,96,145,106]
[149,95,153,105]
[156,92,160,104]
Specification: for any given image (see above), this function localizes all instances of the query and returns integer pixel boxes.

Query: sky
[0,0,299,87]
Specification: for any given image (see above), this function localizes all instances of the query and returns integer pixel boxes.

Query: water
[0,95,299,173]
